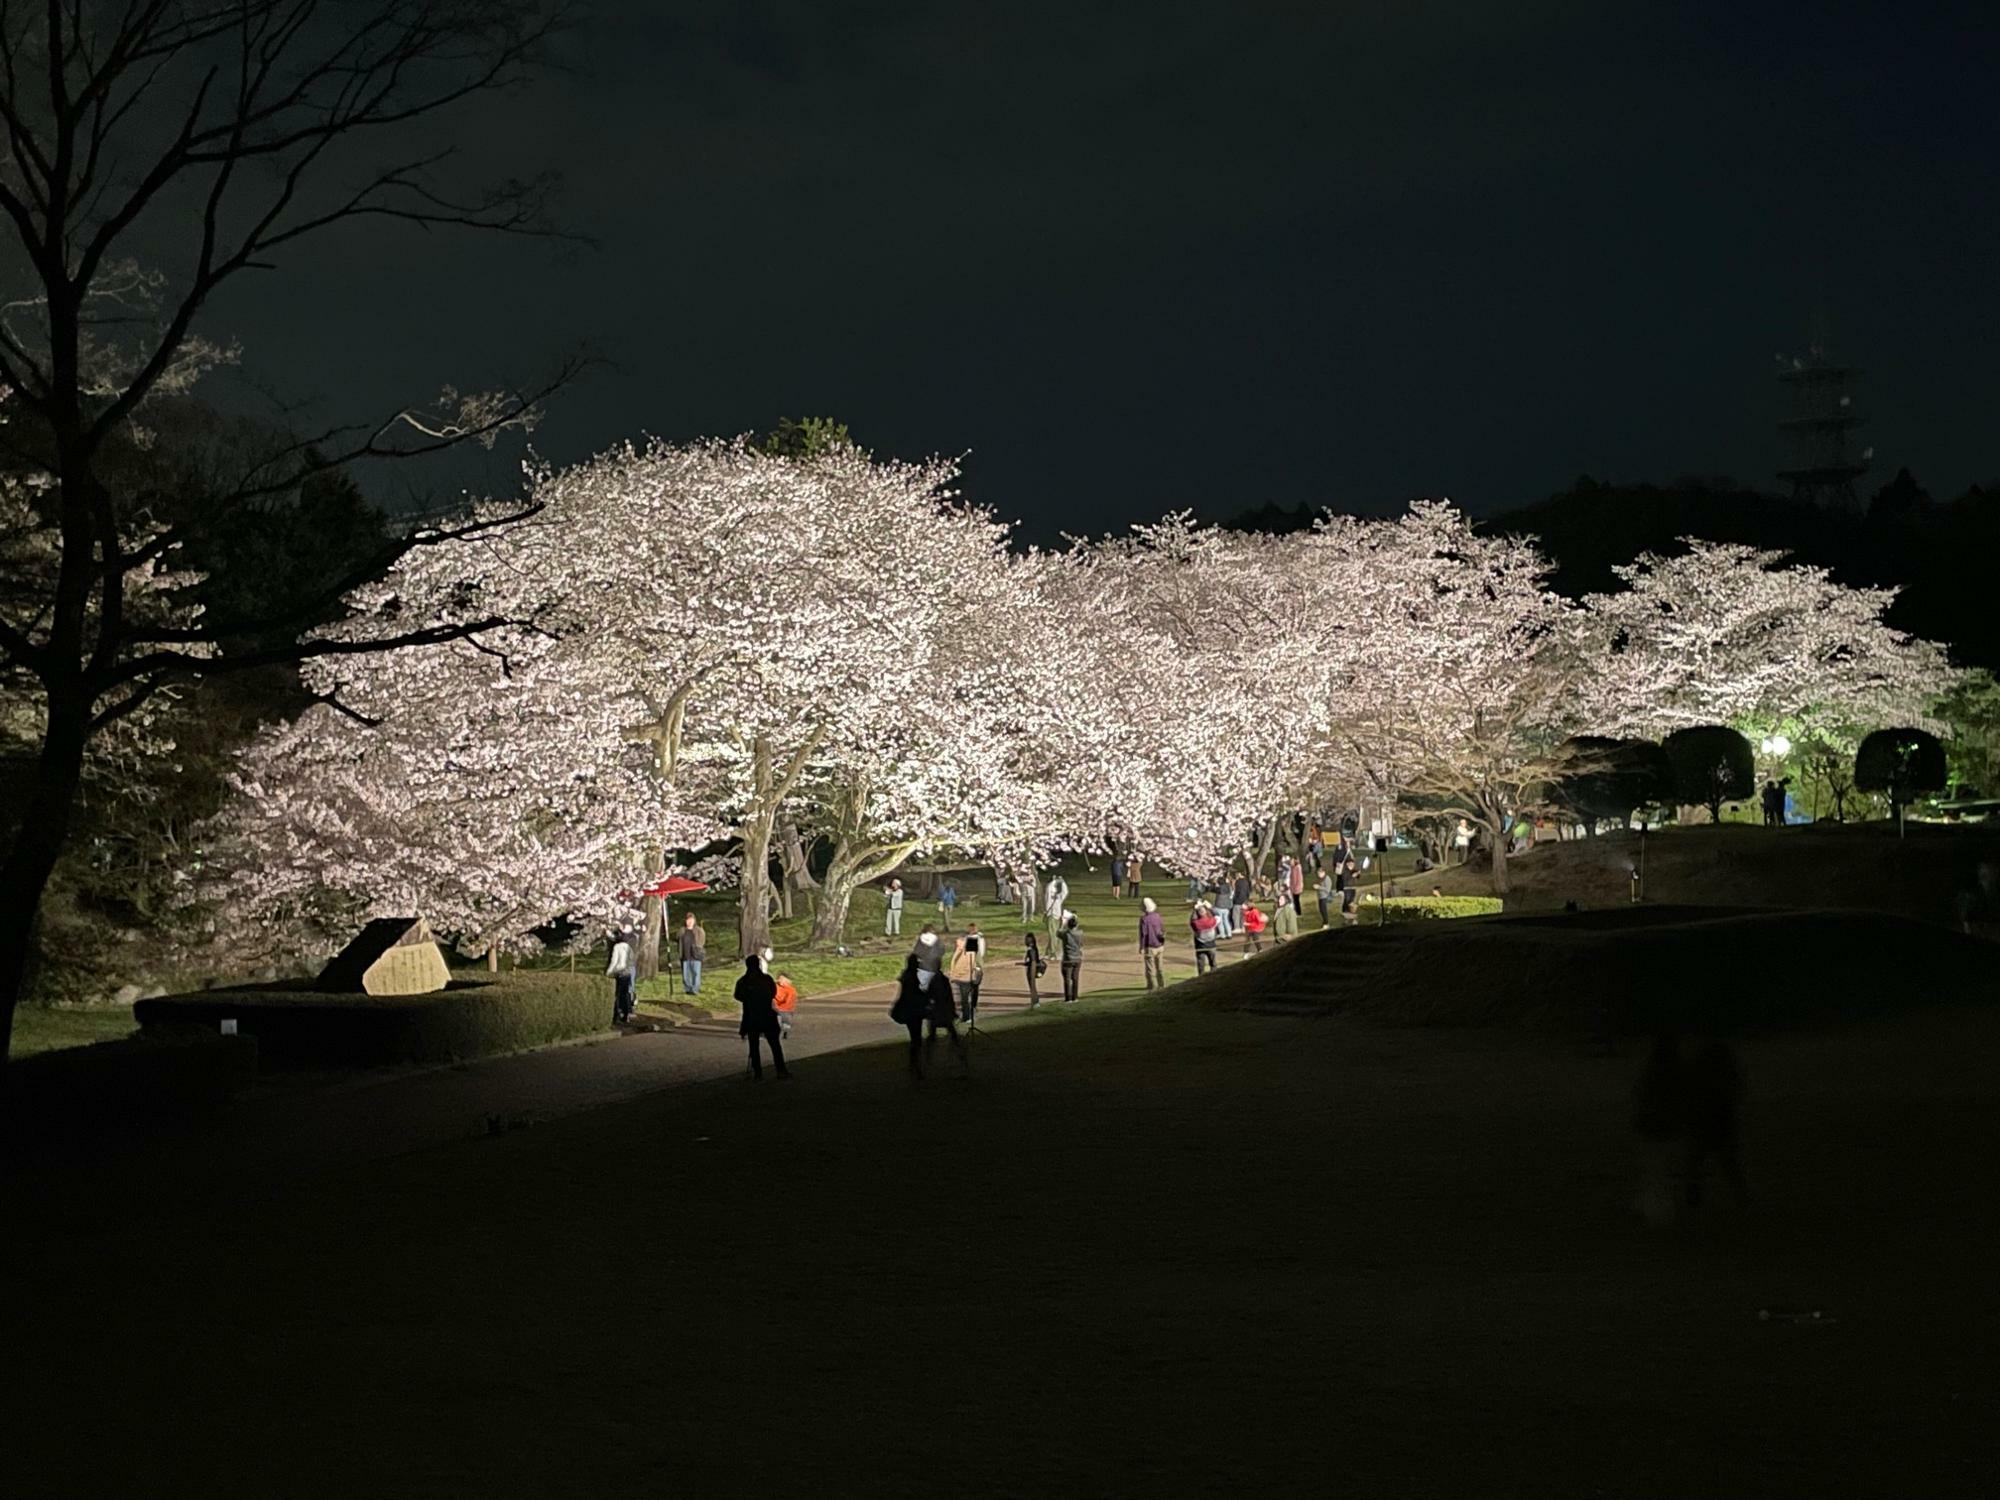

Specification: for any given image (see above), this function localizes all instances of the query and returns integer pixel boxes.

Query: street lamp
[1760,734,1791,759]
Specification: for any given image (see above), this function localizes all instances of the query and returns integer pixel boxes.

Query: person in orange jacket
[1241,901,1268,953]
[763,946,799,1040]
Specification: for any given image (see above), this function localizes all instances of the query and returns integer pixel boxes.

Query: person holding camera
[1057,912,1084,1003]
[1189,900,1220,974]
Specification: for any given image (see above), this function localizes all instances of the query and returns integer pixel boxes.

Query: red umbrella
[640,875,708,899]
[634,875,710,996]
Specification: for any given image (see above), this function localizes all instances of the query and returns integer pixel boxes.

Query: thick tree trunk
[810,850,865,948]
[1489,831,1511,894]
[0,699,90,1061]
[486,946,499,972]
[739,812,776,958]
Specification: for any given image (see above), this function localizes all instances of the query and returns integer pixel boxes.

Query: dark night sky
[207,0,2000,538]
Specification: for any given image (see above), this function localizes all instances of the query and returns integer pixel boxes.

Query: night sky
[210,1,2000,539]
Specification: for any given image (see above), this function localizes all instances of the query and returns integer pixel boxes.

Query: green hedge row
[4,1026,258,1141]
[134,972,611,1068]
[1377,896,1505,921]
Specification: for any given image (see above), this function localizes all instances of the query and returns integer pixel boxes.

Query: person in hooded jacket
[735,955,790,1080]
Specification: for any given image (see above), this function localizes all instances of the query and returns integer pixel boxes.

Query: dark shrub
[1854,728,1949,826]
[1552,736,1675,830]
[1663,726,1754,823]
[133,972,608,1068]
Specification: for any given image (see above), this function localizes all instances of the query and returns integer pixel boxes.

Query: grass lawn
[10,954,1997,1495]
[7,1004,136,1058]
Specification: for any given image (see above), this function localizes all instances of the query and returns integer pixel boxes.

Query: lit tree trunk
[811,838,923,948]
[737,730,825,958]
[0,694,90,1062]
[777,817,817,920]
[638,847,665,980]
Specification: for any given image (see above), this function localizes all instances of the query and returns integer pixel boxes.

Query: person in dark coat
[891,956,931,1075]
[1021,930,1047,1008]
[1057,912,1084,1002]
[735,956,790,1080]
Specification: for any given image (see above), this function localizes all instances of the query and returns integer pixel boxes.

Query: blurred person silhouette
[735,954,790,1081]
[606,926,637,1025]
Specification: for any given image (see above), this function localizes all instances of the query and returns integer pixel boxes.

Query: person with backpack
[1189,900,1220,974]
[1138,896,1167,990]
[1058,912,1084,1003]
[606,926,638,1025]
[734,955,790,1081]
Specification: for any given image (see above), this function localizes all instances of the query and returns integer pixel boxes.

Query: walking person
[1022,930,1047,1008]
[1316,864,1334,928]
[949,930,985,1025]
[938,877,958,932]
[910,922,945,974]
[1241,900,1267,953]
[1125,853,1144,901]
[1190,900,1220,974]
[735,955,790,1081]
[1058,912,1084,1003]
[677,911,706,996]
[1138,896,1167,990]
[884,877,905,937]
[922,954,966,1063]
[606,926,638,1025]
[1110,852,1127,899]
[891,956,932,1077]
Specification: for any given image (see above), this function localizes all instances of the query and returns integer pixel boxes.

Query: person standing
[1338,858,1361,924]
[1125,854,1144,900]
[1211,884,1234,940]
[1274,896,1298,944]
[938,878,958,932]
[1185,873,1204,904]
[1241,901,1267,953]
[1019,870,1038,924]
[734,956,790,1081]
[923,958,965,1061]
[1021,930,1047,1008]
[1045,872,1069,942]
[677,911,706,996]
[1229,871,1250,936]
[606,927,638,1026]
[761,946,797,1041]
[1138,896,1167,990]
[884,877,905,937]
[1190,900,1220,974]
[1058,912,1084,1003]
[1110,853,1127,899]
[1316,865,1334,928]
[1287,853,1305,915]
[1277,855,1295,915]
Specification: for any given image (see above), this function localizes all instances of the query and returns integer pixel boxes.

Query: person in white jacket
[884,877,905,936]
[1044,873,1069,942]
[606,927,637,1025]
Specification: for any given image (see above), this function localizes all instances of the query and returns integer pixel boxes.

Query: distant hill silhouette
[1229,475,2000,669]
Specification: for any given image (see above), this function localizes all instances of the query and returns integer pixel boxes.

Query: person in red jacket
[1241,901,1268,953]
[772,971,798,1040]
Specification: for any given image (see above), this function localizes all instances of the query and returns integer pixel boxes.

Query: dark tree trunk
[0,698,90,1060]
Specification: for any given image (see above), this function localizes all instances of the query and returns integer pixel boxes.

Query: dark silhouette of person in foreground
[735,956,790,1081]
[1632,1031,1745,1221]
[891,955,964,1077]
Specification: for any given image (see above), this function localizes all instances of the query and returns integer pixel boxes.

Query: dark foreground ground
[8,982,1999,1498]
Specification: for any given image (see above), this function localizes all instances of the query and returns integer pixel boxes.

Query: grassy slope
[1429,819,2000,920]
[11,945,1999,1496]
[7,1005,137,1058]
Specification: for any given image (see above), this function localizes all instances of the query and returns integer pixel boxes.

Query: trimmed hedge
[4,1026,258,1141]
[133,972,610,1068]
[1377,896,1505,921]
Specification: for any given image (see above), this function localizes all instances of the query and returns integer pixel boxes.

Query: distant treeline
[1229,471,2000,671]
